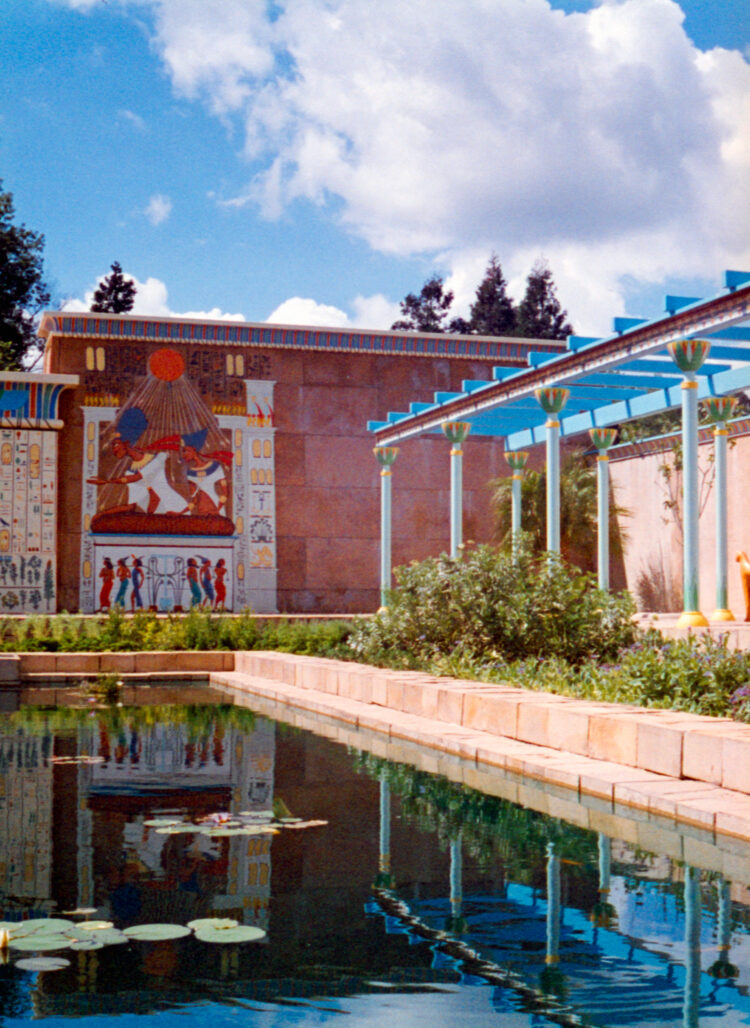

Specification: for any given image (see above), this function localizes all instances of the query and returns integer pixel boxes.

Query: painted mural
[78,346,276,613]
[0,377,70,614]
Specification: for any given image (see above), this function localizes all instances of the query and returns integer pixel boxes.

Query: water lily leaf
[239,810,273,819]
[282,819,329,830]
[186,918,239,931]
[278,817,303,823]
[122,924,192,941]
[69,938,104,951]
[144,818,182,827]
[62,908,98,917]
[11,934,71,952]
[15,957,70,972]
[194,925,266,944]
[74,929,128,947]
[10,919,75,937]
[156,825,196,835]
[73,920,114,932]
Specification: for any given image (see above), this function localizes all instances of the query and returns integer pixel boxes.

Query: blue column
[374,447,398,608]
[683,865,702,1028]
[589,428,618,589]
[705,397,737,621]
[377,776,392,887]
[668,340,710,628]
[535,388,570,555]
[442,422,471,559]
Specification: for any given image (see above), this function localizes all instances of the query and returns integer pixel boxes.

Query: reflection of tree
[8,704,256,740]
[354,753,598,886]
[0,966,32,1021]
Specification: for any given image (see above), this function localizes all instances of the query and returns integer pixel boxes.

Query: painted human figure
[180,428,232,516]
[99,557,114,611]
[199,558,214,608]
[131,557,145,611]
[186,558,202,608]
[114,558,130,607]
[88,406,185,515]
[214,558,227,610]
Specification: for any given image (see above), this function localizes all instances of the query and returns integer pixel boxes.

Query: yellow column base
[709,608,735,622]
[676,610,709,628]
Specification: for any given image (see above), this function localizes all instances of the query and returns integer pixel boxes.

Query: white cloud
[62,272,245,321]
[119,108,147,132]
[145,194,173,225]
[56,0,750,333]
[265,297,349,327]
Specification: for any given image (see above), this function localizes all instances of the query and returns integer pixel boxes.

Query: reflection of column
[534,388,570,554]
[589,429,618,590]
[441,422,470,559]
[504,451,529,553]
[449,834,463,927]
[376,776,392,887]
[704,397,737,621]
[708,876,738,981]
[374,447,398,608]
[683,865,702,1028]
[546,841,561,964]
[668,339,710,628]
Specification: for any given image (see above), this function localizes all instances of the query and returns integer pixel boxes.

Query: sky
[1,0,749,336]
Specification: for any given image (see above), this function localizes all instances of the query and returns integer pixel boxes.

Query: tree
[391,274,454,333]
[0,180,51,369]
[514,260,573,340]
[90,262,137,314]
[465,254,516,336]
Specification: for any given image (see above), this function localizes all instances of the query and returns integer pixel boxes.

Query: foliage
[465,253,516,336]
[90,261,137,314]
[0,180,50,369]
[491,449,627,572]
[348,544,636,667]
[9,703,258,737]
[391,274,455,333]
[0,608,354,655]
[514,260,573,340]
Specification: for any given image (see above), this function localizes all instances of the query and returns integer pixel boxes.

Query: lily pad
[9,919,75,937]
[194,925,266,944]
[74,929,128,947]
[240,810,273,819]
[11,934,71,952]
[282,819,329,830]
[156,825,196,835]
[144,818,182,827]
[73,920,113,932]
[123,924,192,942]
[69,937,104,951]
[186,918,238,931]
[15,957,70,972]
[62,908,98,917]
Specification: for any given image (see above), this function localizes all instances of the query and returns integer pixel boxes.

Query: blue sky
[1,0,748,335]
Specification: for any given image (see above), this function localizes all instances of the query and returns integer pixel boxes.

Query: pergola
[368,271,750,626]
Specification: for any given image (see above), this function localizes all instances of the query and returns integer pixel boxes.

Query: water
[1,698,749,1027]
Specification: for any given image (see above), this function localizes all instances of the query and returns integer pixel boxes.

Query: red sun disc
[148,348,185,382]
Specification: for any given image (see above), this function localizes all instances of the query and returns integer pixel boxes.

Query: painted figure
[737,551,750,621]
[99,557,114,611]
[181,428,232,516]
[186,558,202,607]
[114,558,130,607]
[88,407,185,516]
[199,558,214,608]
[214,558,227,610]
[131,556,144,611]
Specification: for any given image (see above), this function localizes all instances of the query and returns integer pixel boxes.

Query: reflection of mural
[87,348,234,537]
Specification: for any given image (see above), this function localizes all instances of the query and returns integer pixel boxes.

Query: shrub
[347,545,636,667]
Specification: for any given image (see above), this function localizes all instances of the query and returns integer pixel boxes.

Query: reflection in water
[1,705,750,1026]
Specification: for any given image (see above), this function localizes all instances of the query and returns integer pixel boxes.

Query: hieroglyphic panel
[0,428,57,612]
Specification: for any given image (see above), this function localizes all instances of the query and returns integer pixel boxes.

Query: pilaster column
[504,450,529,552]
[683,865,702,1028]
[589,428,618,590]
[377,776,392,888]
[546,841,561,966]
[441,421,471,559]
[668,339,710,628]
[705,396,737,621]
[374,446,398,608]
[535,387,570,554]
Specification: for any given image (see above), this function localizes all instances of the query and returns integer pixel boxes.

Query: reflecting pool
[1,700,749,1027]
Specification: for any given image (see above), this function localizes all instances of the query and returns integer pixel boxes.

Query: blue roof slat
[461,379,495,393]
[367,420,390,432]
[386,410,411,423]
[665,294,702,314]
[567,335,602,351]
[573,371,680,390]
[492,365,523,380]
[614,316,647,333]
[527,350,564,366]
[409,402,434,413]
[705,327,750,341]
[434,391,464,403]
[700,345,750,362]
[724,270,750,291]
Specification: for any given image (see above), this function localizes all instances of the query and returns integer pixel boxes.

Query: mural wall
[77,347,276,613]
[0,374,74,614]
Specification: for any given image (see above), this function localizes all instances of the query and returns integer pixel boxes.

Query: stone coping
[233,652,750,799]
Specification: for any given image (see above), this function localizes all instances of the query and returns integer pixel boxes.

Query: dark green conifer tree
[90,262,137,314]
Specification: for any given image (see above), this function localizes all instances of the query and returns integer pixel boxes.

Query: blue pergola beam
[666,295,702,314]
[725,270,750,291]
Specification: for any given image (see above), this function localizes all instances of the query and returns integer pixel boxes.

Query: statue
[736,552,750,621]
